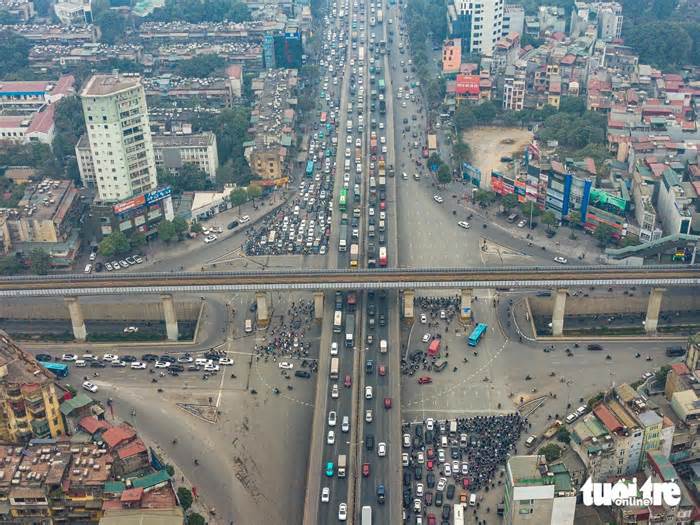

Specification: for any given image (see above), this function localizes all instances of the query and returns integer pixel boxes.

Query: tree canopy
[536,111,607,149]
[148,0,251,23]
[0,31,30,78]
[53,97,86,185]
[29,249,51,275]
[96,10,127,45]
[99,231,131,257]
[624,22,696,68]
[174,54,226,78]
[538,443,562,462]
[156,165,213,194]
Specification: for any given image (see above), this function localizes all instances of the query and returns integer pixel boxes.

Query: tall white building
[80,73,158,203]
[502,4,524,38]
[453,0,504,56]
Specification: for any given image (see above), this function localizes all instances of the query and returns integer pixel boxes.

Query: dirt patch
[462,126,533,188]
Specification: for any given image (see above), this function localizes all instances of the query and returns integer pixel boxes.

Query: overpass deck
[0,265,698,296]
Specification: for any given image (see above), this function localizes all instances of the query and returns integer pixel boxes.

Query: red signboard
[455,74,480,96]
[113,194,146,214]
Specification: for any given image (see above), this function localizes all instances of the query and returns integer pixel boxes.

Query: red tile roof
[79,416,111,435]
[226,64,242,79]
[103,424,136,449]
[120,487,144,503]
[52,75,75,96]
[117,439,147,460]
[593,404,623,433]
[560,54,576,65]
[27,104,55,135]
[0,80,50,93]
[671,363,690,375]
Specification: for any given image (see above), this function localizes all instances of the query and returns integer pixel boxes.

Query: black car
[36,353,52,361]
[403,471,411,487]
[377,484,385,504]
[415,425,423,438]
[366,360,374,374]
[295,370,311,378]
[426,471,435,488]
[403,487,411,506]
[142,354,159,362]
[170,364,185,372]
[366,434,374,450]
[435,490,443,507]
[378,314,386,326]
[425,491,433,506]
[446,484,455,500]
[121,355,138,363]
[227,220,239,230]
[95,262,104,272]
[451,447,460,459]
[159,355,176,363]
[188,365,200,371]
[368,303,376,316]
[442,504,451,520]
[378,233,386,244]
[89,361,106,368]
[414,465,422,480]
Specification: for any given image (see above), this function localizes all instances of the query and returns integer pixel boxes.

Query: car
[338,502,347,521]
[123,326,138,334]
[384,397,392,409]
[120,355,138,362]
[102,354,118,362]
[295,370,311,379]
[154,361,170,369]
[36,353,52,361]
[554,256,568,264]
[433,195,444,204]
[142,354,158,362]
[341,416,350,433]
[344,374,352,387]
[420,314,427,324]
[414,498,422,513]
[366,409,373,423]
[328,411,337,426]
[378,364,386,376]
[278,361,294,370]
[61,353,78,361]
[377,484,386,504]
[321,487,330,503]
[331,384,339,398]
[418,376,433,385]
[457,221,471,229]
[130,362,146,369]
[365,434,374,450]
[219,358,234,366]
[426,417,435,430]
[203,234,217,243]
[105,262,113,271]
[437,477,447,492]
[365,385,373,399]
[362,463,371,477]
[227,220,239,230]
[403,433,411,448]
[89,361,106,368]
[327,430,336,445]
[422,333,431,343]
[82,381,98,393]
[177,355,193,363]
[424,491,433,506]
[330,342,339,355]
[445,464,452,476]
[378,442,386,456]
[518,219,528,228]
[325,462,334,477]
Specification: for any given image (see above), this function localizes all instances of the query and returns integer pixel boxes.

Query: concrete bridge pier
[644,288,666,334]
[403,289,414,320]
[64,296,87,342]
[161,294,179,341]
[313,292,324,320]
[551,288,568,337]
[256,292,269,327]
[460,288,473,321]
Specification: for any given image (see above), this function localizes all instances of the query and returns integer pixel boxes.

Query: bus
[306,160,314,178]
[38,362,69,378]
[358,46,365,63]
[361,506,372,525]
[339,189,348,212]
[330,357,340,379]
[267,230,276,244]
[333,310,343,333]
[453,503,465,525]
[378,246,387,267]
[468,323,488,347]
[320,111,327,124]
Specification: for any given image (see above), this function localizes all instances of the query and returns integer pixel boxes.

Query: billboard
[113,194,145,214]
[145,187,172,205]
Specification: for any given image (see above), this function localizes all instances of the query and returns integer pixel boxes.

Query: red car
[379,201,386,211]
[362,463,370,477]
[418,376,433,385]
[378,364,386,376]
[384,397,392,409]
[427,514,436,525]
[344,374,352,387]
[463,477,470,489]
[426,447,434,459]
[426,459,434,471]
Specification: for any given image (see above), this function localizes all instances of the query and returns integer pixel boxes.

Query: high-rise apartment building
[80,73,158,203]
[452,0,504,56]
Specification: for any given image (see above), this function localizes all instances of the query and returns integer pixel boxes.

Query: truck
[338,454,347,477]
[355,147,362,163]
[378,79,385,92]
[378,176,386,189]
[377,9,383,23]
[543,420,563,439]
[358,46,365,62]
[378,158,385,171]
[350,243,359,268]
[333,311,343,333]
[369,177,377,195]
[361,506,372,525]
[345,313,355,347]
[370,138,377,154]
[330,357,339,379]
[453,503,465,525]
[339,224,348,251]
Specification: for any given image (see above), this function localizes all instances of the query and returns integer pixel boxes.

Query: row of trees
[625,21,700,69]
[148,0,250,24]
[0,249,51,275]
[174,54,226,78]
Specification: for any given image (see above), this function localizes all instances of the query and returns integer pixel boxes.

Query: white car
[437,477,447,492]
[102,354,118,362]
[433,195,444,204]
[123,326,138,333]
[204,363,220,372]
[177,355,193,363]
[457,221,471,229]
[378,442,386,456]
[445,463,452,476]
[425,417,435,430]
[327,430,336,445]
[328,410,337,426]
[338,502,347,521]
[517,219,528,228]
[130,362,147,369]
[417,451,424,464]
[365,385,373,399]
[81,353,96,361]
[203,234,217,243]
[365,409,373,423]
[278,361,294,370]
[331,384,339,398]
[331,342,339,355]
[239,215,250,223]
[219,358,234,365]
[422,333,431,343]
[416,482,424,497]
[420,314,427,324]
[61,353,77,361]
[82,381,98,393]
[321,487,330,503]
[154,361,170,368]
[553,256,568,264]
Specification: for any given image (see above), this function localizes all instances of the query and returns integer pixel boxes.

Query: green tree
[541,211,557,233]
[172,217,189,239]
[567,210,581,227]
[558,96,586,116]
[247,184,263,201]
[0,31,31,77]
[99,231,130,257]
[129,232,147,249]
[472,101,498,124]
[556,427,571,444]
[428,152,442,170]
[156,165,213,194]
[229,187,248,213]
[594,223,616,248]
[187,512,206,525]
[195,107,252,186]
[191,222,203,233]
[437,163,452,184]
[501,193,519,211]
[149,0,250,23]
[0,255,22,275]
[174,54,226,78]
[97,11,127,45]
[29,248,51,275]
[520,201,541,219]
[538,443,562,462]
[164,464,175,476]
[454,105,476,132]
[624,22,693,68]
[656,365,671,385]
[453,140,472,165]
[158,220,178,243]
[177,487,193,511]
[474,189,496,206]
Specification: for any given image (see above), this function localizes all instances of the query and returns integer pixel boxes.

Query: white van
[75,360,87,368]
[525,435,537,448]
[84,264,92,273]
[469,493,477,506]
[380,339,387,353]
[245,319,253,333]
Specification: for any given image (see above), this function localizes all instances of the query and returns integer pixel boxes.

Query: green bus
[339,188,348,212]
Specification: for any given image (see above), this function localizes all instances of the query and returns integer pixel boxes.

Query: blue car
[325,462,334,477]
